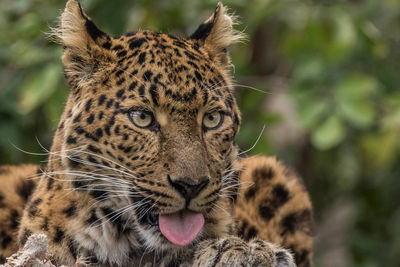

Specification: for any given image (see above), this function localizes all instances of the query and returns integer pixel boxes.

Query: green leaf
[298,101,329,128]
[292,57,324,82]
[333,10,356,48]
[339,99,375,127]
[336,74,377,127]
[311,115,345,150]
[18,63,61,114]
[336,74,377,99]
[326,9,356,62]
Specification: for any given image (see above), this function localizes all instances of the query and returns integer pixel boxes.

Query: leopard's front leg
[192,236,295,267]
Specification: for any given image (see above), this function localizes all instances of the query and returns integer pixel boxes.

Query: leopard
[0,1,313,266]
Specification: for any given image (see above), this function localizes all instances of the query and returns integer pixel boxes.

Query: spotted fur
[0,1,312,266]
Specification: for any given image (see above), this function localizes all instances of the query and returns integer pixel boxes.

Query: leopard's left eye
[203,111,224,130]
[129,110,154,128]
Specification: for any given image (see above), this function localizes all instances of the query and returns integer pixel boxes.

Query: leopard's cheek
[109,139,161,177]
[204,123,236,163]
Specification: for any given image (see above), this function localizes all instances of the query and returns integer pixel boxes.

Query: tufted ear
[190,2,244,67]
[52,0,114,90]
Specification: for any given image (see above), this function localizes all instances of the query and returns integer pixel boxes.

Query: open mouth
[156,210,205,246]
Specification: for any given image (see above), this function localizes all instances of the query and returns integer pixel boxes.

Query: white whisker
[238,124,266,156]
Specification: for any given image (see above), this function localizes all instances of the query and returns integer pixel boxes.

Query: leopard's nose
[168,175,210,202]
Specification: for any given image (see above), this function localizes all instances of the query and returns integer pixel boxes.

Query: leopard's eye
[129,110,154,128]
[203,111,224,130]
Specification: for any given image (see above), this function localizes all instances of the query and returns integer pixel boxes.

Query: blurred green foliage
[1,0,400,266]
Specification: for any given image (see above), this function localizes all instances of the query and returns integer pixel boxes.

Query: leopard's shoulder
[0,164,40,262]
[234,155,313,266]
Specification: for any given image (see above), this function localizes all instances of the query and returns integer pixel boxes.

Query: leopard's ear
[52,0,114,90]
[190,2,244,67]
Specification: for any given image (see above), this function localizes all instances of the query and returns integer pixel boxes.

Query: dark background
[1,0,399,266]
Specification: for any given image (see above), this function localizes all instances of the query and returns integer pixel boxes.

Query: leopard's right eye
[203,111,224,130]
[129,110,154,128]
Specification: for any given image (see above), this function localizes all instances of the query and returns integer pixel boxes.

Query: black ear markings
[214,3,222,16]
[77,1,85,18]
[190,21,214,40]
[76,0,107,41]
[190,3,221,41]
[85,16,106,41]
[58,0,110,47]
[56,0,116,90]
[192,2,224,41]
[189,2,244,66]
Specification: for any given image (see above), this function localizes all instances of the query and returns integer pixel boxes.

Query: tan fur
[234,156,313,266]
[203,4,245,51]
[200,2,245,68]
[0,165,39,263]
[0,1,312,266]
[50,1,116,89]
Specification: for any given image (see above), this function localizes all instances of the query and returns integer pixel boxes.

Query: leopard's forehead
[96,30,233,113]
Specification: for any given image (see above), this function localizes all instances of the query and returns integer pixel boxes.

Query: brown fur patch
[0,165,40,259]
[234,156,314,267]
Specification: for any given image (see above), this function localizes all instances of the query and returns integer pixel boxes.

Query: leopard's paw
[192,237,295,267]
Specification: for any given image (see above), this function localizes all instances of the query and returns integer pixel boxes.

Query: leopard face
[51,0,243,252]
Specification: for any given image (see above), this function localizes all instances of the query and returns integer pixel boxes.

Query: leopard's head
[52,0,244,250]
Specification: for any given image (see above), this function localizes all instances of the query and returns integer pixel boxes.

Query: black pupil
[139,112,147,120]
[208,114,215,121]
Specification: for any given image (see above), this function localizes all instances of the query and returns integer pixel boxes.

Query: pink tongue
[159,211,204,246]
